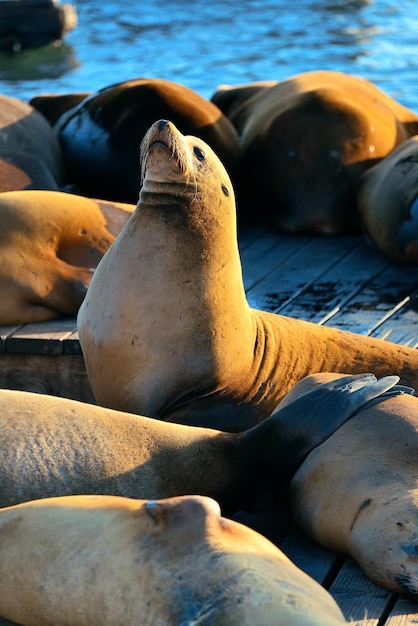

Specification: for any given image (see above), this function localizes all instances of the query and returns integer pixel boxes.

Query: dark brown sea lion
[212,70,418,234]
[0,494,346,625]
[284,372,418,599]
[77,120,418,433]
[358,135,418,264]
[30,78,240,203]
[0,190,134,324]
[0,94,66,192]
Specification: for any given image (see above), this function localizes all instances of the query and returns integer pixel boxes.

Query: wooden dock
[1,227,418,624]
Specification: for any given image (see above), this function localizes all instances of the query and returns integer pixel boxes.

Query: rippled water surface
[1,0,418,110]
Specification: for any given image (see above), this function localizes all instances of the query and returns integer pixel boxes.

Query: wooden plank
[0,324,23,353]
[0,352,94,403]
[241,231,312,292]
[238,225,269,252]
[276,241,390,325]
[5,318,77,355]
[384,596,418,625]
[328,557,393,625]
[63,329,82,355]
[322,264,418,336]
[371,296,418,347]
[280,526,343,586]
[245,236,360,312]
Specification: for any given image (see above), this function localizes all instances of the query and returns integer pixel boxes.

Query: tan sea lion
[0,494,347,626]
[211,70,418,234]
[0,94,66,192]
[78,120,418,433]
[0,190,134,325]
[283,372,418,598]
[0,374,398,510]
[30,78,240,203]
[358,135,418,264]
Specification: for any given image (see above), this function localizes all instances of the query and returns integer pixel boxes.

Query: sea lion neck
[78,121,255,420]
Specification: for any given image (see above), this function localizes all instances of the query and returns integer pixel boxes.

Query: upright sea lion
[0,94,65,192]
[0,374,398,510]
[358,135,418,264]
[30,78,240,203]
[284,372,418,599]
[0,190,134,325]
[0,494,347,626]
[211,70,418,234]
[78,120,418,433]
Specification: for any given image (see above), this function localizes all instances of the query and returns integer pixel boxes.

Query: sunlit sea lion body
[358,135,418,264]
[0,494,347,626]
[0,94,65,193]
[285,373,418,599]
[0,190,134,324]
[0,374,396,511]
[31,78,240,203]
[212,70,418,234]
[78,120,418,432]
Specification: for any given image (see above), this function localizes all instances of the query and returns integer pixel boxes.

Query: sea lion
[0,494,347,626]
[0,94,66,192]
[0,374,399,510]
[78,120,418,433]
[358,135,418,264]
[30,78,240,203]
[211,70,418,234]
[284,372,418,599]
[0,190,134,325]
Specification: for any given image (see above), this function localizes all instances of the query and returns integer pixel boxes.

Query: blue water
[0,0,418,111]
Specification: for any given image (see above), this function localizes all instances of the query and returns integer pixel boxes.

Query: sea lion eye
[193,146,205,161]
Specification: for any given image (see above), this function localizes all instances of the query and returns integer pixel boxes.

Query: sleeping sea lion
[78,120,418,433]
[0,494,347,625]
[211,70,418,234]
[358,134,418,264]
[30,78,240,203]
[0,374,397,510]
[285,372,418,599]
[0,94,66,192]
[0,190,134,325]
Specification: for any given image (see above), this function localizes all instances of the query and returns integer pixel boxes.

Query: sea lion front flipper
[355,382,415,413]
[249,373,413,485]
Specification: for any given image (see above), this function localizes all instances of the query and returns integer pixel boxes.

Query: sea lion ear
[268,373,412,481]
[221,183,230,196]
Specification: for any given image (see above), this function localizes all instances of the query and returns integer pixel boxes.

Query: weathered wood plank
[5,318,77,355]
[384,596,418,625]
[0,324,23,353]
[276,241,390,324]
[63,329,83,355]
[0,353,94,403]
[322,264,418,336]
[241,231,311,292]
[329,557,393,625]
[245,236,360,312]
[238,225,269,251]
[280,525,343,586]
[371,296,418,347]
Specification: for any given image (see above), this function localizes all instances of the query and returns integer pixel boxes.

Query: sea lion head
[0,494,346,625]
[139,118,235,234]
[358,136,418,264]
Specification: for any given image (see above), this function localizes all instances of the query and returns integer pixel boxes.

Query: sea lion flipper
[355,382,415,413]
[268,373,413,481]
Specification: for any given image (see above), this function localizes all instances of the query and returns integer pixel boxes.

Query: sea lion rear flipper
[265,373,415,482]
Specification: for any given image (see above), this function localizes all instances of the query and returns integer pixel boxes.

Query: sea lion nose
[158,119,169,130]
[145,495,221,529]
